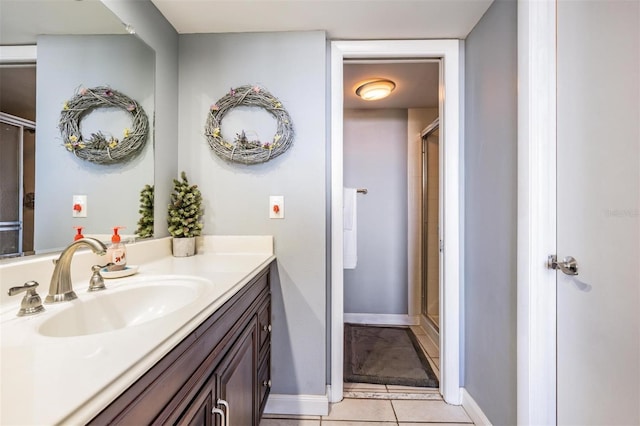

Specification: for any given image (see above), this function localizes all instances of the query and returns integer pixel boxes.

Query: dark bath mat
[344,323,439,388]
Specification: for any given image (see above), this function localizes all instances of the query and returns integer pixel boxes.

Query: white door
[556,1,639,424]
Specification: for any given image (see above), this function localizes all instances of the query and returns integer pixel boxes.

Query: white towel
[343,187,357,269]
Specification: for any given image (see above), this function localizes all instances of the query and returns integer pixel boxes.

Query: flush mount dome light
[355,79,396,101]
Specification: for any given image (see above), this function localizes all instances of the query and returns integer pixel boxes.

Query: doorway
[330,40,463,405]
[342,60,439,326]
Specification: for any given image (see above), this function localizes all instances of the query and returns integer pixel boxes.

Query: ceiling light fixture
[355,79,396,101]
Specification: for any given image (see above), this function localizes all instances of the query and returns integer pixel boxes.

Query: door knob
[548,255,579,275]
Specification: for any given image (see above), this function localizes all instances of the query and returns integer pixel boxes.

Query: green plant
[135,184,154,238]
[167,172,203,238]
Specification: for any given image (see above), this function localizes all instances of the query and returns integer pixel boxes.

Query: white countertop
[0,236,275,425]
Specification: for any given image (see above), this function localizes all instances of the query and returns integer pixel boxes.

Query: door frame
[516,0,557,424]
[330,40,463,405]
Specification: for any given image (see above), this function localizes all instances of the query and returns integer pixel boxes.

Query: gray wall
[35,35,154,251]
[343,109,408,315]
[102,0,180,239]
[178,31,327,396]
[463,1,517,425]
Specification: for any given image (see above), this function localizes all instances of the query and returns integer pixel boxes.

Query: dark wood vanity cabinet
[89,264,272,426]
[177,318,258,426]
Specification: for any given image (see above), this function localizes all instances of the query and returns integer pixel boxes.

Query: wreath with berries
[58,86,149,164]
[205,85,294,164]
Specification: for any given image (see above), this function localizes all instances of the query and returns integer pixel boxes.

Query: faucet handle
[8,281,46,317]
[88,263,113,292]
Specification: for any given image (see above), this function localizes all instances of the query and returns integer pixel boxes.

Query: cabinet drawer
[257,297,271,349]
[258,350,271,416]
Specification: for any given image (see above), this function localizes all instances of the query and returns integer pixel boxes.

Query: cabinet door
[175,377,215,426]
[216,317,258,426]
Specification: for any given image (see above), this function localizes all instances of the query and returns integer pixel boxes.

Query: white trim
[344,313,419,326]
[517,1,557,425]
[329,43,345,404]
[263,393,329,417]
[0,45,37,64]
[462,388,493,426]
[330,39,463,406]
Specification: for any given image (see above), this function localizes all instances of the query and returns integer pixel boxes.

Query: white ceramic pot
[172,237,196,257]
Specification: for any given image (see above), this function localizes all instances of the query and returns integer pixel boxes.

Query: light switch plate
[269,196,284,219]
[72,195,87,218]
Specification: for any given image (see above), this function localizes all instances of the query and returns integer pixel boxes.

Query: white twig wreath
[58,86,149,164]
[205,85,294,164]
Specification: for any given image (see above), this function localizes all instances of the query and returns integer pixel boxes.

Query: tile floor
[261,325,474,425]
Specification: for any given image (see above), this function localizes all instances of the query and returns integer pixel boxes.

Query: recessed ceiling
[150,0,493,40]
[344,61,439,110]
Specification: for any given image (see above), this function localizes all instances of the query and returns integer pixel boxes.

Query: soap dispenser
[106,226,127,271]
[73,226,84,241]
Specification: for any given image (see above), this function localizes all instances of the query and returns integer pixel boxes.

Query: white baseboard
[461,388,492,426]
[263,393,329,416]
[344,313,419,326]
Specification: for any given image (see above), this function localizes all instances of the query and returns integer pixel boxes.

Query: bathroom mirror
[0,0,155,257]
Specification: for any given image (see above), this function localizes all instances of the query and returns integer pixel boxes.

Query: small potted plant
[135,184,154,239]
[167,172,203,257]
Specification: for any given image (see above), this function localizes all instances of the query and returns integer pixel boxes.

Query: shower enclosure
[421,119,440,330]
[0,113,35,258]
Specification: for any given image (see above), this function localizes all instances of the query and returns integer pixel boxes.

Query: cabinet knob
[263,324,272,332]
[263,379,272,388]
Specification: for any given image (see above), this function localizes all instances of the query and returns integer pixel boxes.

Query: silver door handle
[548,255,579,275]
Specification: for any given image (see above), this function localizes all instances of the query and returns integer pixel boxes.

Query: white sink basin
[38,277,210,338]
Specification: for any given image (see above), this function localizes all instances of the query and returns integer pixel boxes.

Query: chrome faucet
[45,237,107,303]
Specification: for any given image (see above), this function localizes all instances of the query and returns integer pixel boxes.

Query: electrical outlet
[72,195,87,218]
[269,196,284,219]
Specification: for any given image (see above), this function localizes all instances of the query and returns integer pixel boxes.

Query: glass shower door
[0,121,23,257]
[421,127,440,329]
